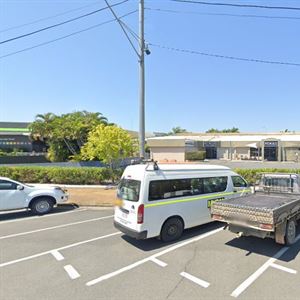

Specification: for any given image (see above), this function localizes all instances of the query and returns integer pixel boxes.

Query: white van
[114,163,251,242]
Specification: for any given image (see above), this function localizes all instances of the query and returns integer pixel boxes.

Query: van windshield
[117,179,141,202]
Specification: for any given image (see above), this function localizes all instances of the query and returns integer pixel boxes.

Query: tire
[285,220,296,246]
[31,197,54,215]
[160,217,184,243]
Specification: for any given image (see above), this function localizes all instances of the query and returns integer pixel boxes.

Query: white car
[0,177,69,215]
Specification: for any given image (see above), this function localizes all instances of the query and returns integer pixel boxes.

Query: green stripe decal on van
[144,189,251,208]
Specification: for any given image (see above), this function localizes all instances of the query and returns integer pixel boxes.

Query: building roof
[147,132,300,145]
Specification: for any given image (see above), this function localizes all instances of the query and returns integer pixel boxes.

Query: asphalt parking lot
[0,207,300,300]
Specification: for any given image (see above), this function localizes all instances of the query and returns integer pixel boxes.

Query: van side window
[232,176,248,188]
[149,177,228,201]
[203,177,228,193]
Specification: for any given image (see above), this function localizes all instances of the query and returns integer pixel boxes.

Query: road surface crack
[165,244,199,299]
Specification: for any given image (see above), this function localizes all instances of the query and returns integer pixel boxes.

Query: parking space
[0,207,300,300]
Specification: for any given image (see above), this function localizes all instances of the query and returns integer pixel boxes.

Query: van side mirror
[17,185,24,191]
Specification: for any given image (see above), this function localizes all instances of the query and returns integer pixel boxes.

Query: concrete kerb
[28,183,117,189]
[34,184,117,208]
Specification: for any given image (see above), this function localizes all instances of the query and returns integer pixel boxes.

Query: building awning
[247,143,258,149]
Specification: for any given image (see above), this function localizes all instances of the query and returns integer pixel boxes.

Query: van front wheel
[161,217,184,242]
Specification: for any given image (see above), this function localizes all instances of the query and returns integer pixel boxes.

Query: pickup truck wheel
[31,198,54,215]
[285,220,296,246]
[160,217,183,243]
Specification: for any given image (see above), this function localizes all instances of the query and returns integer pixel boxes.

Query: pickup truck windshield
[117,179,141,202]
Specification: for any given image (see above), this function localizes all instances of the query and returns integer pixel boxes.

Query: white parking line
[0,208,88,224]
[150,257,168,267]
[51,250,64,261]
[270,263,297,274]
[86,227,223,286]
[64,265,80,279]
[231,235,300,298]
[0,231,121,268]
[180,272,210,288]
[0,215,113,240]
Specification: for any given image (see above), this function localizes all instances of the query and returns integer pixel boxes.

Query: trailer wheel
[285,220,296,246]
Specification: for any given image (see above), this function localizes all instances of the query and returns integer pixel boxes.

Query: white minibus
[114,162,251,242]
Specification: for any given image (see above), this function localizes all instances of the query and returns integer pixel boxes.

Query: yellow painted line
[0,128,30,132]
[145,189,251,208]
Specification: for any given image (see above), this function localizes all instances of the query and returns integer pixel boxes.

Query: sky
[0,0,300,133]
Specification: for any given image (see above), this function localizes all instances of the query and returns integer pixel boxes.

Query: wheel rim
[167,225,177,236]
[287,221,296,241]
[35,200,50,213]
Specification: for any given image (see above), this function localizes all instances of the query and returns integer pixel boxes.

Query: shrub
[234,168,300,185]
[186,151,206,161]
[0,166,118,184]
[1,166,299,185]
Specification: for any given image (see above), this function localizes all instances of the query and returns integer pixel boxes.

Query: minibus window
[149,179,196,201]
[232,176,248,188]
[117,179,141,202]
[149,176,228,201]
[203,177,228,193]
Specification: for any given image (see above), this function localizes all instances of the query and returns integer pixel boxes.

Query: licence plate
[122,212,128,219]
[115,199,123,207]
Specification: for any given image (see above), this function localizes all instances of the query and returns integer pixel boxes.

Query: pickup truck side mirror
[17,185,24,191]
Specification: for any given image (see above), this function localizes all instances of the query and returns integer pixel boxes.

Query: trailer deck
[217,192,299,210]
[212,192,300,226]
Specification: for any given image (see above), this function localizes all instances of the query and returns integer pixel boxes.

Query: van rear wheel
[161,217,183,243]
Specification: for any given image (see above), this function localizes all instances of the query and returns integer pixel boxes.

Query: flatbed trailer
[211,173,300,245]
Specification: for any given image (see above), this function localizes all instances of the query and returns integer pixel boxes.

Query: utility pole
[139,0,145,158]
[105,0,146,158]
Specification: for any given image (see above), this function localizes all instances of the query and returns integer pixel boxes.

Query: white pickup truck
[0,177,68,215]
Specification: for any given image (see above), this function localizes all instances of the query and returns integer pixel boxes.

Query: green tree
[206,127,239,133]
[168,126,187,135]
[30,111,108,161]
[29,112,57,138]
[81,124,136,167]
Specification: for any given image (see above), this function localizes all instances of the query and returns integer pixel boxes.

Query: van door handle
[131,205,135,209]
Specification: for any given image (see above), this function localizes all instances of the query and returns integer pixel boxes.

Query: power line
[149,43,300,67]
[104,0,139,57]
[119,20,140,42]
[0,10,137,60]
[170,0,300,11]
[0,0,103,33]
[145,7,300,20]
[0,0,129,45]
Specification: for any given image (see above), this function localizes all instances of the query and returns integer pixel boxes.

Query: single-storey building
[147,133,300,162]
[0,122,46,153]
